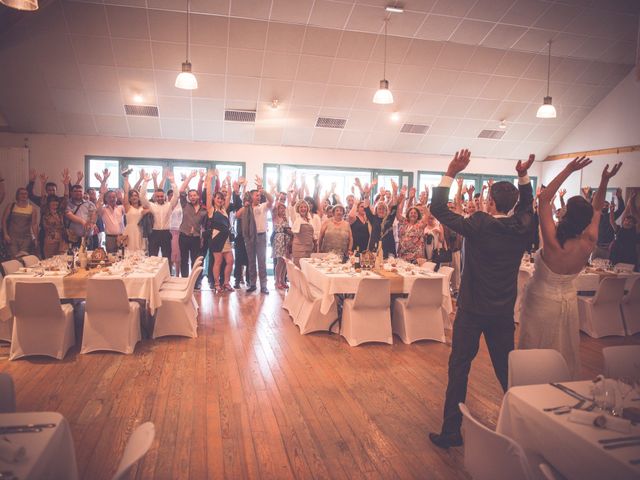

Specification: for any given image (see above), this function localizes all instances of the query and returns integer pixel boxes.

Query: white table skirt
[300,259,448,315]
[497,381,640,480]
[0,412,78,480]
[0,257,170,322]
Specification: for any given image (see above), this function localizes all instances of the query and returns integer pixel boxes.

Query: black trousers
[179,233,201,277]
[149,230,171,259]
[440,308,514,436]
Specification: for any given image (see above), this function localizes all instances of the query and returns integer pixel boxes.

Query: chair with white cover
[1,260,22,276]
[341,278,391,346]
[392,277,445,344]
[160,257,204,290]
[20,255,40,267]
[9,282,75,360]
[282,260,304,321]
[602,345,640,379]
[514,269,533,324]
[438,265,454,327]
[296,270,338,334]
[578,277,627,338]
[81,278,141,354]
[420,261,437,272]
[460,403,556,480]
[0,373,16,413]
[508,349,570,389]
[112,422,155,480]
[153,267,201,339]
[620,277,640,335]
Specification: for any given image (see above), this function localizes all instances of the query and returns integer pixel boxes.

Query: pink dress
[397,219,425,263]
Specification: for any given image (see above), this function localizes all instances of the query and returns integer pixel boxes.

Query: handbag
[432,236,452,264]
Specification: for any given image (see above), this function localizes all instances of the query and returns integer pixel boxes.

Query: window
[85,156,246,194]
[418,170,537,201]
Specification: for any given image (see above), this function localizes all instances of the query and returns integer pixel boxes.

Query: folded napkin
[0,436,26,463]
[568,410,631,433]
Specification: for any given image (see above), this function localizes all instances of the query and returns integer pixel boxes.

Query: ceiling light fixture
[0,0,38,11]
[175,0,197,90]
[391,112,400,122]
[536,40,556,119]
[133,93,144,104]
[498,119,507,130]
[385,6,404,13]
[373,18,394,105]
[271,99,279,110]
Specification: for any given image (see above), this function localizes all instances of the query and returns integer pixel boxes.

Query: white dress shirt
[140,182,179,230]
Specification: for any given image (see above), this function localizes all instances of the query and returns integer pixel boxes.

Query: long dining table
[0,256,170,323]
[299,257,450,316]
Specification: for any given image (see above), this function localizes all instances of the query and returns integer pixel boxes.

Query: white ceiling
[0,0,638,159]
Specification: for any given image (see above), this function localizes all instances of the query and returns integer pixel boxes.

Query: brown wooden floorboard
[0,286,638,479]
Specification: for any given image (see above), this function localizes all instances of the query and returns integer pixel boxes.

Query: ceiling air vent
[224,110,256,122]
[400,123,429,134]
[478,129,505,139]
[315,117,347,129]
[124,104,159,117]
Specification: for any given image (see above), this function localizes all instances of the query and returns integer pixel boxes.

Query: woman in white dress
[518,157,622,378]
[123,171,149,253]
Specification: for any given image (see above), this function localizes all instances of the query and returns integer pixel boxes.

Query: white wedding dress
[124,206,144,253]
[518,252,581,379]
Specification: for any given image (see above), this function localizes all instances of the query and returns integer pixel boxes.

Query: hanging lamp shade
[0,0,38,11]
[175,0,197,90]
[536,40,556,119]
[373,80,394,104]
[175,62,198,90]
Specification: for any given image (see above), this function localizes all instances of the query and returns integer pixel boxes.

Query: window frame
[418,170,537,200]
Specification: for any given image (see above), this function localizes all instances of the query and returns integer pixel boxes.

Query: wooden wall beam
[544,144,640,161]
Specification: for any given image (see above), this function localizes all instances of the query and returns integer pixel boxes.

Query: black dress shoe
[246,285,257,292]
[260,287,269,294]
[233,282,241,289]
[429,432,463,449]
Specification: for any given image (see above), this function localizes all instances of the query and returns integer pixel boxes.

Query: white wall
[541,70,640,196]
[0,132,542,190]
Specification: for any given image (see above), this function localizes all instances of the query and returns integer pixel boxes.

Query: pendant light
[175,0,198,90]
[373,18,394,105]
[0,0,38,11]
[536,40,556,119]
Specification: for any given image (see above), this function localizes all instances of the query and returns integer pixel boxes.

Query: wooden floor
[1,285,638,480]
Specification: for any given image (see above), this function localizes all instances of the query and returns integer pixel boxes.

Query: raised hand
[559,188,566,198]
[601,162,622,180]
[94,172,103,183]
[151,170,159,180]
[565,155,592,172]
[102,168,111,183]
[61,168,71,184]
[165,170,175,182]
[39,172,48,184]
[76,171,84,184]
[255,175,263,188]
[516,154,535,177]
[446,149,471,177]
[371,178,378,187]
[616,187,623,198]
[199,170,205,180]
[487,178,494,188]
[468,185,475,195]
[581,186,591,198]
[29,168,37,182]
[139,168,146,180]
[409,186,417,199]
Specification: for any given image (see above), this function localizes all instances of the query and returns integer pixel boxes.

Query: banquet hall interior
[0,0,639,478]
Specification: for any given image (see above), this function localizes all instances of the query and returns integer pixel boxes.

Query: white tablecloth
[0,412,78,480]
[519,264,639,292]
[497,381,640,480]
[300,259,448,315]
[0,257,170,321]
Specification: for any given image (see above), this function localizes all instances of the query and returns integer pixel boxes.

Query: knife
[599,435,640,444]
[549,383,590,402]
[603,440,640,450]
[0,423,55,430]
[0,427,43,434]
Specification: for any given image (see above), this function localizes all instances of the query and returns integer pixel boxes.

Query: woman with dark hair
[318,204,352,257]
[609,192,639,269]
[2,187,38,258]
[518,156,622,378]
[396,187,427,263]
[41,195,67,258]
[347,200,370,253]
[205,171,234,294]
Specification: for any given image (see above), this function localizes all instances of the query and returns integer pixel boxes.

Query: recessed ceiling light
[271,99,279,110]
[133,94,144,104]
[385,6,404,13]
[498,120,507,130]
[391,112,400,122]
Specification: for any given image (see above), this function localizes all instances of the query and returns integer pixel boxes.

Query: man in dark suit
[429,149,536,448]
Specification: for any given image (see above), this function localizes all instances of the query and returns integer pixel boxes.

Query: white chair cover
[621,277,640,335]
[508,349,570,389]
[392,277,445,344]
[2,260,22,275]
[112,422,155,480]
[296,270,338,334]
[514,269,532,324]
[161,257,204,289]
[341,278,391,346]
[438,265,454,325]
[578,277,627,338]
[0,373,16,413]
[153,267,201,338]
[420,261,437,272]
[459,403,537,480]
[9,282,75,360]
[20,255,40,267]
[81,278,141,354]
[602,345,640,379]
[282,260,304,323]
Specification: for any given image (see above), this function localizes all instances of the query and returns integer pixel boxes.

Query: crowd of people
[0,163,638,296]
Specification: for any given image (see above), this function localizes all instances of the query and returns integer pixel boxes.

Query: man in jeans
[178,170,206,278]
[236,177,272,294]
[140,170,179,260]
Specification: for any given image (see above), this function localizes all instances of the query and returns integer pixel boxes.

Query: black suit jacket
[430,180,535,317]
